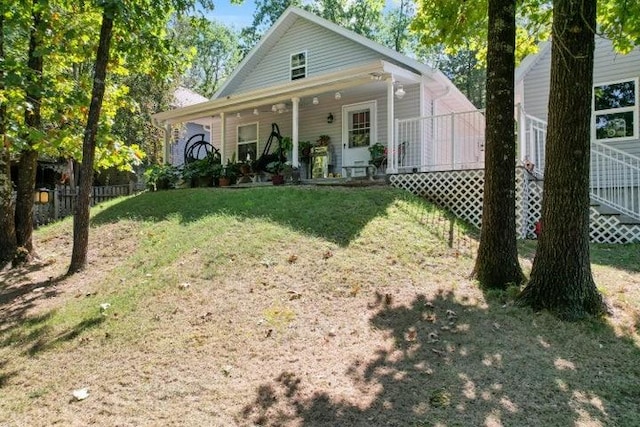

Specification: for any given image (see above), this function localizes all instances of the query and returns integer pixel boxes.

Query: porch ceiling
[152,60,421,126]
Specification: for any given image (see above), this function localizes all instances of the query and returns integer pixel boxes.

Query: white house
[513,37,640,242]
[152,6,482,177]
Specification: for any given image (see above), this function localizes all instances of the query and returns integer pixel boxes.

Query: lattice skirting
[390,169,640,244]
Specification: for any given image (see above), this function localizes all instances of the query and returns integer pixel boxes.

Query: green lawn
[1,186,638,426]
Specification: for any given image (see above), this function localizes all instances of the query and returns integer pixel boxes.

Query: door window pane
[348,110,371,148]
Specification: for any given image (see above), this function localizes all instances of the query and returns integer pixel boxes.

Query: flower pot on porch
[271,174,285,185]
[218,176,231,187]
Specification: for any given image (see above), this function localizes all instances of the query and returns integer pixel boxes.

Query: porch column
[220,112,226,162]
[386,77,396,173]
[209,116,215,155]
[163,123,171,164]
[291,97,300,167]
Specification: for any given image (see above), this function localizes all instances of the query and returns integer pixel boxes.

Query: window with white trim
[237,123,258,162]
[290,52,306,80]
[593,78,638,141]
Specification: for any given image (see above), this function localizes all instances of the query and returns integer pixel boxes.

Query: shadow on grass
[26,316,105,356]
[241,292,640,426]
[91,187,419,247]
[0,274,64,336]
[0,360,18,390]
[518,240,640,274]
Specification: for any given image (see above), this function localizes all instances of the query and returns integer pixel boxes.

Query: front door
[342,101,377,177]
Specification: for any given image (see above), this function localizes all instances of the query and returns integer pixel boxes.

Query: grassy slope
[0,186,639,427]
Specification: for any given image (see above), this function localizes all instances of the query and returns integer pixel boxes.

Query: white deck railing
[393,110,485,173]
[518,111,640,221]
[590,142,640,220]
[395,108,640,221]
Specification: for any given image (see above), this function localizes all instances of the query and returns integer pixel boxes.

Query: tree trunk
[0,12,17,266]
[68,10,114,274]
[471,0,524,289]
[518,0,604,319]
[14,4,43,258]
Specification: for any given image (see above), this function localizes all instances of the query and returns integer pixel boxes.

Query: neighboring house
[512,37,640,243]
[152,7,482,177]
[169,87,212,166]
[516,38,640,175]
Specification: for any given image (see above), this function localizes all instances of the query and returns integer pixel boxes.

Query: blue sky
[208,0,257,29]
[208,0,400,30]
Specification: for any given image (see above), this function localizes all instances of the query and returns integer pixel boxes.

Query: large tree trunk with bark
[518,0,604,319]
[14,5,43,258]
[0,12,17,266]
[68,11,114,274]
[471,0,524,289]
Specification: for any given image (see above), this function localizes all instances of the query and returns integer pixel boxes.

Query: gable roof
[515,41,551,84]
[214,6,436,99]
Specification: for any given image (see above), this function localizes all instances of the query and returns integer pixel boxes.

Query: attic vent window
[291,52,306,80]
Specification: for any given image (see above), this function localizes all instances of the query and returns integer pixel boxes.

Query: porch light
[34,188,49,204]
[272,103,287,114]
[327,113,334,124]
[236,112,241,118]
[253,108,259,115]
[395,84,406,100]
[312,97,319,105]
[335,91,341,100]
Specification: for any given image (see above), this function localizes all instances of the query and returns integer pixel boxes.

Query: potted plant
[299,140,313,163]
[182,156,220,187]
[144,164,179,191]
[368,142,387,170]
[218,161,239,186]
[267,160,286,185]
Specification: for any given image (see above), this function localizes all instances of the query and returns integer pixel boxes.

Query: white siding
[224,18,420,96]
[521,37,640,157]
[522,45,552,121]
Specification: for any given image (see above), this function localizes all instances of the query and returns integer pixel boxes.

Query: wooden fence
[31,183,135,226]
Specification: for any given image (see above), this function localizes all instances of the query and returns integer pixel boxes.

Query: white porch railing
[394,110,485,173]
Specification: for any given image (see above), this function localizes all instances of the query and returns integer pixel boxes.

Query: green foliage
[174,16,242,97]
[182,152,222,181]
[412,0,639,68]
[368,142,386,166]
[143,163,180,190]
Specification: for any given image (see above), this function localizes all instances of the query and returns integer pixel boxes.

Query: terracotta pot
[218,177,231,187]
[271,174,285,185]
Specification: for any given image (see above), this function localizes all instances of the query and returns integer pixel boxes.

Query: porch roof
[151,60,421,127]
